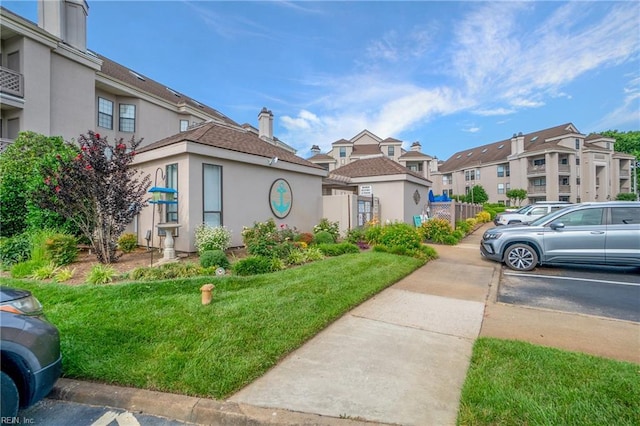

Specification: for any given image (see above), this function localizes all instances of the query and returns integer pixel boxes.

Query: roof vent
[166,87,181,97]
[129,70,146,81]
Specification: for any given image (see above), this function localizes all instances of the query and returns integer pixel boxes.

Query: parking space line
[503,272,640,287]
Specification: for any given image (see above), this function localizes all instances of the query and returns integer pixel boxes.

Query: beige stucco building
[431,123,636,205]
[133,119,326,251]
[1,1,325,251]
[308,130,433,234]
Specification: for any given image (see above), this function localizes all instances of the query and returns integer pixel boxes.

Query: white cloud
[590,75,640,131]
[473,108,516,116]
[279,1,639,153]
[510,99,545,108]
[366,28,435,63]
[451,2,639,105]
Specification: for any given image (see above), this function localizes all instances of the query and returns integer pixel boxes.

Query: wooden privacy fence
[428,201,483,229]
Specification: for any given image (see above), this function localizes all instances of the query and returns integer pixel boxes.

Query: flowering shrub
[456,220,472,234]
[419,218,454,243]
[377,222,421,250]
[195,224,231,254]
[364,225,383,245]
[476,211,491,223]
[241,219,300,259]
[313,218,339,242]
[35,131,150,263]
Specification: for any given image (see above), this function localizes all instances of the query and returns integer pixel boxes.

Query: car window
[610,207,640,225]
[550,205,568,212]
[529,206,548,215]
[553,208,605,227]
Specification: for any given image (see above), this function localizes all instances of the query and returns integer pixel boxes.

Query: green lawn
[0,252,424,398]
[458,338,640,425]
[3,253,638,423]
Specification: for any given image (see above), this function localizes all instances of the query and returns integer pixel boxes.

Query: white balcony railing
[0,67,24,97]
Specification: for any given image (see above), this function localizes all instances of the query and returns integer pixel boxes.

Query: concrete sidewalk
[228,227,496,425]
[49,223,639,424]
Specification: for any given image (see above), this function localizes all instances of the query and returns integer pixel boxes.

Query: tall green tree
[0,131,78,237]
[601,130,640,157]
[35,131,151,263]
[466,185,489,204]
[506,188,528,206]
[600,130,639,198]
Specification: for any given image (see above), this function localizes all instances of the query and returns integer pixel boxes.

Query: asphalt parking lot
[498,265,640,322]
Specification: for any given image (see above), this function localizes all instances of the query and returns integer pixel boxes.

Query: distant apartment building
[431,123,636,205]
[307,130,433,232]
[307,129,434,181]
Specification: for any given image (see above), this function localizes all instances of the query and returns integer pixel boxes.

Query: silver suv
[481,202,640,271]
[495,201,572,226]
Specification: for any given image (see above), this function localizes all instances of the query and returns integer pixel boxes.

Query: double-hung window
[119,104,136,132]
[98,97,113,129]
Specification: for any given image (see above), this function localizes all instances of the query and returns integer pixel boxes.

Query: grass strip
[458,337,640,425]
[1,251,423,399]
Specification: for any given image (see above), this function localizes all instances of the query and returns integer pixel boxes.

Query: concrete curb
[50,378,385,425]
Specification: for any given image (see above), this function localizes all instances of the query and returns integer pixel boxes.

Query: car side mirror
[550,222,565,230]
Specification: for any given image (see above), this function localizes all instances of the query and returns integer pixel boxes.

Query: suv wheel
[504,243,538,271]
[1,371,19,418]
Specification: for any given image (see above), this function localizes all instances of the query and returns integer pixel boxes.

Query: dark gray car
[1,287,62,417]
[481,202,640,271]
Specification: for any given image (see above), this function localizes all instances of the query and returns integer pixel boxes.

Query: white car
[495,202,572,226]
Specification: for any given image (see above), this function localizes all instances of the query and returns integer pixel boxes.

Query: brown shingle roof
[331,156,429,182]
[97,54,237,127]
[439,123,580,172]
[138,121,323,169]
[382,137,403,144]
[308,153,335,161]
[352,144,383,156]
[399,151,431,159]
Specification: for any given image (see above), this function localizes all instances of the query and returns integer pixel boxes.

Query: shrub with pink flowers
[35,131,150,263]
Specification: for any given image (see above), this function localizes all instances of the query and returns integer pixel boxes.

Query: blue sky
[4,1,639,160]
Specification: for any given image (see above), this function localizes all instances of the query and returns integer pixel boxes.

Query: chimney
[410,141,421,152]
[510,132,525,155]
[258,107,273,141]
[310,145,321,155]
[38,0,89,52]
